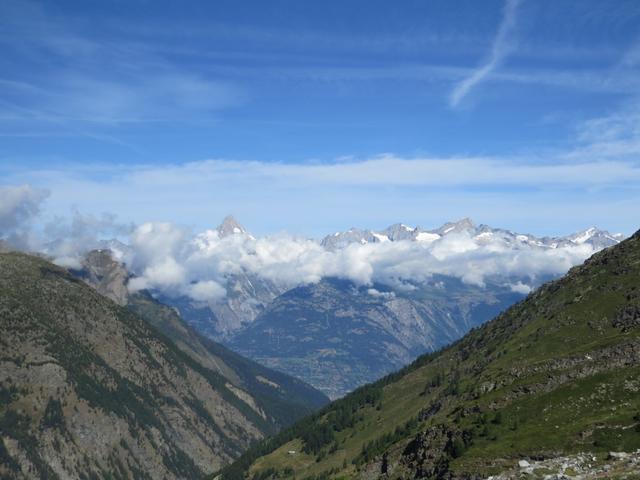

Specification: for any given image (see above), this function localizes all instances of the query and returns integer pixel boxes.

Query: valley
[218,229,640,479]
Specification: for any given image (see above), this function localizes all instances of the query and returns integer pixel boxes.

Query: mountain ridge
[321,218,623,251]
[0,251,326,479]
[65,216,626,399]
[73,248,329,419]
[228,276,524,399]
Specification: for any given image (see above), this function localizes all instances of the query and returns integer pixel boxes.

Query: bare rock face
[217,215,247,238]
[209,271,285,339]
[399,425,472,480]
[613,304,640,331]
[78,249,130,306]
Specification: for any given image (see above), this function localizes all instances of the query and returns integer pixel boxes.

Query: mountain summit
[218,215,247,237]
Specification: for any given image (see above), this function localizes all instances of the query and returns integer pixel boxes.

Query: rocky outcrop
[76,249,130,305]
[612,304,640,331]
[488,451,640,479]
[398,425,472,480]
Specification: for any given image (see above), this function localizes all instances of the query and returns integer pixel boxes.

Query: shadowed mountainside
[0,252,326,479]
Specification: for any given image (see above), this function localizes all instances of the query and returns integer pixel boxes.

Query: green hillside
[219,229,640,479]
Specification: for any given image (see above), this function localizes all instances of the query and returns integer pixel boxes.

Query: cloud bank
[0,181,611,303]
[115,222,596,302]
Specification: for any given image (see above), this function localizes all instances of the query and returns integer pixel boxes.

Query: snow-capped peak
[569,227,598,244]
[438,218,475,234]
[320,219,624,252]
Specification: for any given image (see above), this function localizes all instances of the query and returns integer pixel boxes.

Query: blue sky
[1,0,639,237]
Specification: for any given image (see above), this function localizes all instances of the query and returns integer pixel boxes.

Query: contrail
[450,0,522,107]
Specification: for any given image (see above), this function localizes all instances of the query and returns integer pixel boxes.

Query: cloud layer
[117,222,596,302]
[0,182,612,303]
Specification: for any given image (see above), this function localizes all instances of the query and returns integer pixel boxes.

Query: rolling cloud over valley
[0,185,614,303]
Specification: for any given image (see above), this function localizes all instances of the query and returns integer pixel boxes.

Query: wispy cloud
[449,0,523,107]
[0,0,244,129]
[122,220,598,302]
[3,154,639,239]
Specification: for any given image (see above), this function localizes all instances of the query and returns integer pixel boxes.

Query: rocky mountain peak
[218,215,247,237]
[381,223,417,241]
[436,217,476,235]
[78,249,130,306]
[568,226,617,243]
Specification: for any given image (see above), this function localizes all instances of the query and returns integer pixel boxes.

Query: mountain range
[23,216,623,398]
[219,227,640,480]
[125,216,625,346]
[162,217,624,398]
[321,218,623,251]
[227,277,523,399]
[8,216,625,399]
[1,223,637,478]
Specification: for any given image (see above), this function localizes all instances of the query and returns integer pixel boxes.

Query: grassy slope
[220,229,640,479]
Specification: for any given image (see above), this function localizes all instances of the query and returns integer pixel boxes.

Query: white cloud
[40,210,133,265]
[52,256,83,270]
[119,225,596,302]
[0,184,48,232]
[568,102,640,160]
[0,0,243,130]
[188,280,227,302]
[367,288,396,299]
[4,150,639,241]
[450,0,522,107]
[0,183,615,303]
[509,281,532,294]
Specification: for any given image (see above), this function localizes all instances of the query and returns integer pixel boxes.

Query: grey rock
[217,215,247,237]
[77,249,130,306]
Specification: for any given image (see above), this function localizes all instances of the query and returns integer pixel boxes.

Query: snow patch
[372,233,390,242]
[475,232,493,241]
[571,227,597,244]
[415,232,440,243]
